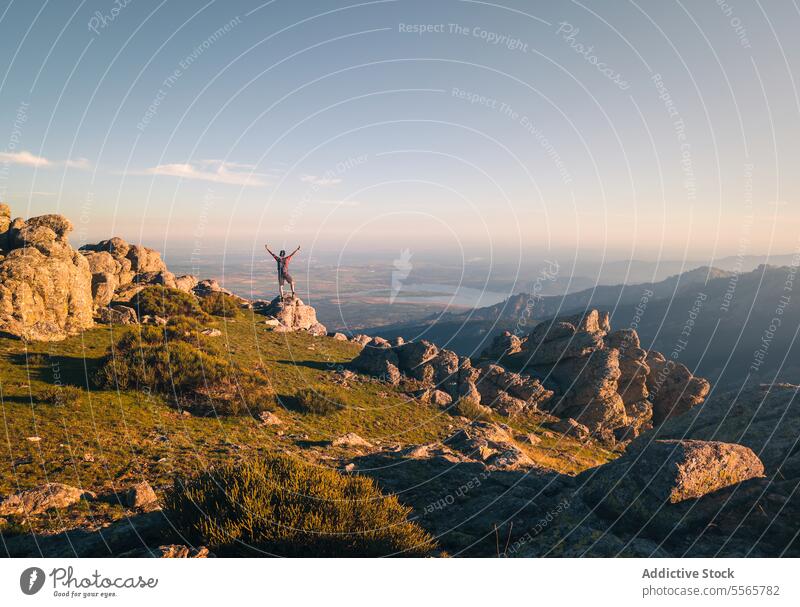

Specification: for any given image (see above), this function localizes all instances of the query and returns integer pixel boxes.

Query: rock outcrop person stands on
[0,204,94,341]
[257,294,327,336]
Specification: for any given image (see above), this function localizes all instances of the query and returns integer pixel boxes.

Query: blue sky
[0,0,798,265]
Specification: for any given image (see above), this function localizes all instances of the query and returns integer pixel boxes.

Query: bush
[199,292,243,318]
[295,385,347,414]
[39,385,83,406]
[94,320,274,415]
[130,286,207,319]
[453,397,493,421]
[164,454,436,557]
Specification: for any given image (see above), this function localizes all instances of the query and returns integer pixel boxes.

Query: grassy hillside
[0,316,614,538]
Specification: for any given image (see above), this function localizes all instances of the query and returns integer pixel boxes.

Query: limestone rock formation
[0,206,94,340]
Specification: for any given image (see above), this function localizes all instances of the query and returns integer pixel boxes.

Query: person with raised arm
[265,244,300,298]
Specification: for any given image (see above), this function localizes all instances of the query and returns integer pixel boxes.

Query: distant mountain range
[367,264,800,389]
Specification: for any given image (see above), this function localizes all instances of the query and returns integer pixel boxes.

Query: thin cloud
[142,160,269,187]
[300,174,341,187]
[0,150,50,167]
[65,157,92,170]
[318,199,360,207]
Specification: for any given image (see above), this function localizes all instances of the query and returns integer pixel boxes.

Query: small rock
[550,418,591,440]
[430,390,453,407]
[263,318,280,328]
[158,544,210,558]
[83,453,95,462]
[259,411,283,426]
[25,436,41,442]
[329,332,348,341]
[344,463,356,472]
[522,433,542,445]
[332,433,373,449]
[201,328,222,337]
[122,481,158,509]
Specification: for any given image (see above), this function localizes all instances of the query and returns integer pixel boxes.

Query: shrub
[199,292,243,318]
[39,385,83,406]
[453,397,493,421]
[94,320,274,415]
[295,385,347,414]
[130,286,207,319]
[164,454,436,557]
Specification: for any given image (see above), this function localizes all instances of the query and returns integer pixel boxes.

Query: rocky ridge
[350,308,710,446]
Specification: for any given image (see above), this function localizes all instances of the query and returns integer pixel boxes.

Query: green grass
[294,385,348,414]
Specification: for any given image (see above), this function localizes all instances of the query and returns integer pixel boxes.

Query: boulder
[307,322,327,337]
[394,340,439,379]
[351,334,372,347]
[121,481,158,509]
[97,305,138,325]
[0,483,94,515]
[523,330,604,366]
[476,364,553,416]
[547,348,627,435]
[173,275,198,293]
[158,544,209,558]
[549,417,590,440]
[332,433,373,449]
[429,389,453,406]
[481,330,522,358]
[580,439,764,512]
[260,295,323,332]
[643,383,800,475]
[258,411,283,425]
[0,203,12,250]
[646,351,710,423]
[350,338,401,384]
[91,272,118,308]
[0,209,94,341]
[444,421,535,470]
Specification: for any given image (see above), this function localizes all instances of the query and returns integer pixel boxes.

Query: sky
[1,0,799,269]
